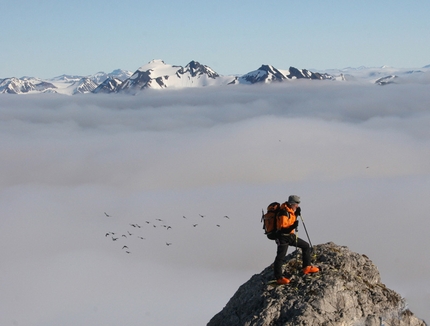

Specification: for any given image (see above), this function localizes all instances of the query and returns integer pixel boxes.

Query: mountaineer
[273,195,319,284]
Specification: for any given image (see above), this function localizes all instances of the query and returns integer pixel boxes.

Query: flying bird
[167,226,172,230]
[112,237,118,241]
[122,246,129,249]
[199,214,205,218]
[224,215,230,219]
[216,224,221,227]
[166,242,172,246]
[193,224,198,227]
[104,212,111,217]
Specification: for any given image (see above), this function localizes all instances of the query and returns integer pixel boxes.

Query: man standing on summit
[274,195,319,284]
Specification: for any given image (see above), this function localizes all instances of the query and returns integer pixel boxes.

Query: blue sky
[1,1,430,78]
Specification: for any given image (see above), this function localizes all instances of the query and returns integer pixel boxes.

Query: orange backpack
[261,202,281,240]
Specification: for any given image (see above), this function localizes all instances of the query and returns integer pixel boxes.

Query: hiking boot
[303,265,319,275]
[276,277,290,285]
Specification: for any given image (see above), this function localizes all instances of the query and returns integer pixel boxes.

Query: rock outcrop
[208,242,426,326]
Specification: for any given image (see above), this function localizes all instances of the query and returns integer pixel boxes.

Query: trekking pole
[295,229,299,276]
[298,214,312,248]
[298,214,318,262]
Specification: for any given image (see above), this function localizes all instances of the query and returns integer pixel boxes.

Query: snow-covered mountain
[93,77,123,94]
[232,64,336,84]
[0,69,134,95]
[323,65,430,84]
[72,78,98,95]
[0,77,57,94]
[90,69,133,84]
[50,74,85,83]
[116,60,338,94]
[116,60,235,94]
[1,61,429,95]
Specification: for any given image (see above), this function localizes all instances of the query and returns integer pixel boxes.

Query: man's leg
[295,237,311,268]
[295,236,319,274]
[273,238,289,279]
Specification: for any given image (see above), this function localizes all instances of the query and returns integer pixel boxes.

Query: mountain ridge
[1,60,429,95]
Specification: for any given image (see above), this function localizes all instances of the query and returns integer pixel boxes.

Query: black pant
[273,233,311,279]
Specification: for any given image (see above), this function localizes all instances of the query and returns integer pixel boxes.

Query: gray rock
[208,242,426,326]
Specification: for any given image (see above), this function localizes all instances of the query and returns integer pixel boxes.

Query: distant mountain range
[1,59,429,95]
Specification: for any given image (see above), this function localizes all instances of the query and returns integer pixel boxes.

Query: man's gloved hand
[292,220,299,229]
[295,207,301,216]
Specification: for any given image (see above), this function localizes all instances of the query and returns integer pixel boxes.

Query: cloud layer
[1,82,429,325]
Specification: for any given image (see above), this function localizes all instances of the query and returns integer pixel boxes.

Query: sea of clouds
[1,81,429,325]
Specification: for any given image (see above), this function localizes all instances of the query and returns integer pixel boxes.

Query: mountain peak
[137,59,169,72]
[208,242,426,326]
[238,64,287,84]
[93,77,123,94]
[183,60,219,78]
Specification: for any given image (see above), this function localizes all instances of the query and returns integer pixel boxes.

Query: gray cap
[287,195,301,204]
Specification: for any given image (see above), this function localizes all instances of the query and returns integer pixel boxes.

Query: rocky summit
[208,242,426,326]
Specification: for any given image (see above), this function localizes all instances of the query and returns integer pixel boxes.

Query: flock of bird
[104,212,231,254]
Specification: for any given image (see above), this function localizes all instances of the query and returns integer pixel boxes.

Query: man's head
[287,195,300,210]
[287,195,300,207]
